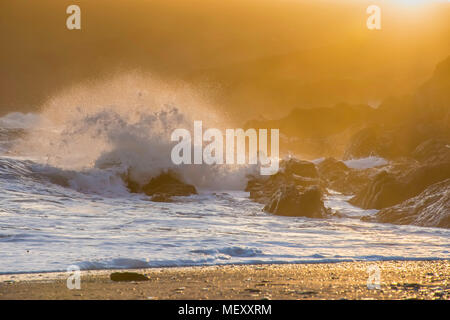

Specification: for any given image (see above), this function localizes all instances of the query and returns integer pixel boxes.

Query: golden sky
[1,0,449,118]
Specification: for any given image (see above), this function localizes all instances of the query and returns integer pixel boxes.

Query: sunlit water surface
[1,156,448,274]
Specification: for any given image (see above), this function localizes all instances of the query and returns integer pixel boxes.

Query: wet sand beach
[0,261,448,300]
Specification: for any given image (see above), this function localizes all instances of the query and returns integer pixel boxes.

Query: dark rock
[282,158,318,178]
[317,157,374,195]
[141,172,196,197]
[317,157,349,176]
[415,55,450,112]
[344,119,447,161]
[350,170,406,209]
[351,162,450,209]
[343,126,389,160]
[362,179,450,228]
[239,57,450,160]
[110,272,149,282]
[246,159,321,204]
[412,139,450,164]
[264,185,329,218]
[126,171,197,202]
[343,124,429,161]
[126,178,141,194]
[246,159,329,218]
[244,104,374,159]
[246,172,286,204]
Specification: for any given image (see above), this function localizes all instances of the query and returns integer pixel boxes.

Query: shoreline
[1,257,449,277]
[1,260,448,300]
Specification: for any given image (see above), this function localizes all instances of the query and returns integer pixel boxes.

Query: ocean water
[0,107,449,274]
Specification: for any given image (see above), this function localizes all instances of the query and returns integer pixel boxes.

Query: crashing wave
[1,74,258,195]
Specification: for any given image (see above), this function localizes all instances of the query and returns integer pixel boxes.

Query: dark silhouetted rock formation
[264,185,328,218]
[283,158,318,178]
[351,162,450,210]
[362,179,450,229]
[344,57,450,161]
[126,171,197,202]
[242,56,450,160]
[342,126,389,160]
[412,139,450,164]
[110,272,149,282]
[246,159,330,218]
[243,57,450,225]
[317,157,375,195]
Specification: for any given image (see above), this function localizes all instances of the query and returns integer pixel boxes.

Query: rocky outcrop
[415,56,450,112]
[342,123,440,161]
[244,104,375,159]
[126,171,197,202]
[317,157,349,177]
[316,157,376,195]
[343,126,389,160]
[246,159,330,218]
[264,185,329,218]
[362,179,450,228]
[350,170,405,209]
[247,159,320,203]
[412,139,450,164]
[343,56,450,161]
[247,160,319,200]
[283,158,318,178]
[244,56,450,225]
[351,162,450,209]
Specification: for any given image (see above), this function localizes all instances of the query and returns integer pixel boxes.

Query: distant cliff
[244,56,450,159]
